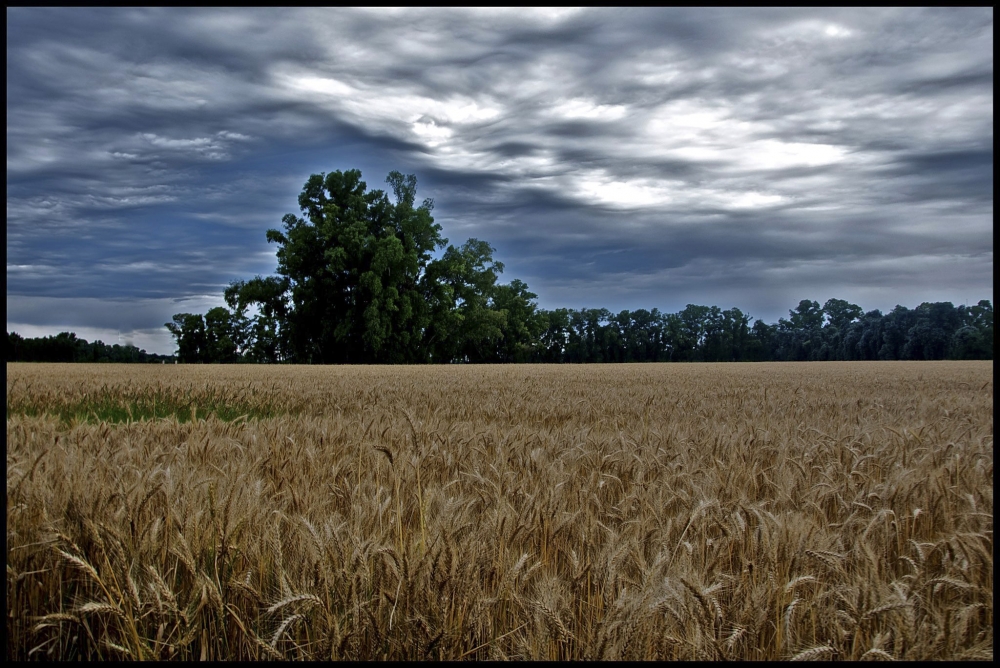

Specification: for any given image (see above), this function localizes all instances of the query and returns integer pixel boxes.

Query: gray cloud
[7,8,993,354]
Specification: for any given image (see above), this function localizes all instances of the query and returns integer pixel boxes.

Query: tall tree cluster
[169,169,530,364]
[162,168,993,364]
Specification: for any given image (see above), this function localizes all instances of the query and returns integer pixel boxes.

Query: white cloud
[217,131,251,141]
[737,139,847,171]
[824,24,852,38]
[767,19,856,43]
[547,98,627,121]
[567,168,788,212]
[281,71,502,150]
[574,172,678,209]
[412,119,453,145]
[289,74,354,98]
[720,191,787,209]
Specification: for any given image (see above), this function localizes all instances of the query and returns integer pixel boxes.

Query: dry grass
[6,361,993,660]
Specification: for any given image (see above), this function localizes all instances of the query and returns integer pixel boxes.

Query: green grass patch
[6,384,294,426]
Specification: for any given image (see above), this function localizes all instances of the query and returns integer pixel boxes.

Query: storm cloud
[7,8,993,354]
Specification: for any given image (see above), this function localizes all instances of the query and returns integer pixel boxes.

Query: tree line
[6,331,175,363]
[162,298,993,364]
[159,168,992,364]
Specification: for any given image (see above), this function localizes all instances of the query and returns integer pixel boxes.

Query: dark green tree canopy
[248,169,445,362]
[215,169,527,364]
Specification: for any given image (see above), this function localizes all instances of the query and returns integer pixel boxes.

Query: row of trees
[164,168,993,364]
[765,298,993,362]
[6,331,175,363]
[528,299,992,363]
[164,298,994,364]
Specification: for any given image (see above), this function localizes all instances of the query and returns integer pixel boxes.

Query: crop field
[6,361,993,661]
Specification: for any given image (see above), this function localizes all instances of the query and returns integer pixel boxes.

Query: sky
[7,7,993,356]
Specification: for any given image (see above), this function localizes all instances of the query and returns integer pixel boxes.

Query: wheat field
[6,361,993,660]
